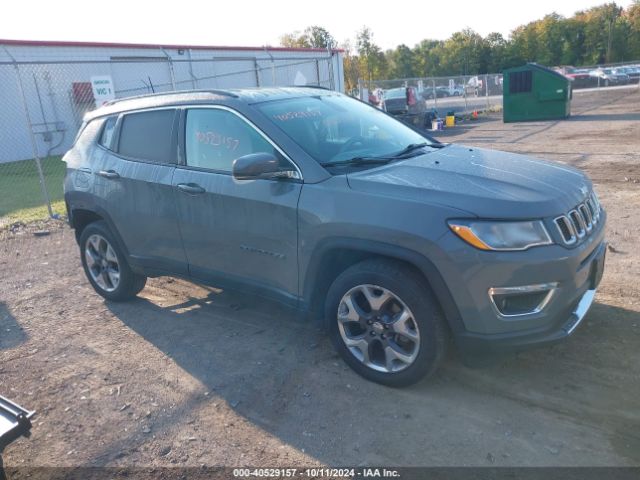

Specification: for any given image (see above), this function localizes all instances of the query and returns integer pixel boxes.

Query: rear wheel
[80,221,146,302]
[325,259,447,387]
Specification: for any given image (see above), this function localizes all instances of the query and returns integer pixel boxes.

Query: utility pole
[605,5,620,64]
[606,15,614,63]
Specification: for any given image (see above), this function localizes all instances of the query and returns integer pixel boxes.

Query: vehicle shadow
[0,302,27,350]
[102,285,640,466]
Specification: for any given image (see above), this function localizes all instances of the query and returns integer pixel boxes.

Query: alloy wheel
[85,234,120,292]
[337,284,420,373]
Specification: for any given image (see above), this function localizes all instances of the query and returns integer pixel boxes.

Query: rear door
[95,108,187,275]
[172,106,302,303]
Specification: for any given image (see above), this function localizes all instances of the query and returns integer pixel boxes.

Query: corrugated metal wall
[0,43,344,163]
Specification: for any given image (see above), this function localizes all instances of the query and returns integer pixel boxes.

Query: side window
[98,116,117,149]
[185,108,278,172]
[75,118,103,151]
[118,109,176,163]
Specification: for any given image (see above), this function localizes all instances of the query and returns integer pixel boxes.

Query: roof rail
[103,89,238,106]
[292,85,332,91]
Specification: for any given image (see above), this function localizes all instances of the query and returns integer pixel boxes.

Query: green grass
[0,156,66,224]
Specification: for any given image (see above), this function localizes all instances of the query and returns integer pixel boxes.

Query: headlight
[448,220,553,251]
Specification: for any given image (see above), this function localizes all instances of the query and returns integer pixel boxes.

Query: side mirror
[232,152,298,181]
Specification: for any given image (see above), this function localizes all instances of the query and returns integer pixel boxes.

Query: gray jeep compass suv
[64,87,606,386]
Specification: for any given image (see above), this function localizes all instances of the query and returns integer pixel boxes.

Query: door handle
[177,183,205,195]
[97,170,120,179]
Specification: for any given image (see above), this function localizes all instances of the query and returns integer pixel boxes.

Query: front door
[173,107,302,303]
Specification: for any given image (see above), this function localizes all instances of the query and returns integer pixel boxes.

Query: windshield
[258,94,432,166]
[384,88,406,99]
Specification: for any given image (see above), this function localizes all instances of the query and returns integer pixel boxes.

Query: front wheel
[79,221,147,302]
[325,259,448,387]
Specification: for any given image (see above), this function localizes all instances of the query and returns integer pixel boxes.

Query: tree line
[280,2,640,92]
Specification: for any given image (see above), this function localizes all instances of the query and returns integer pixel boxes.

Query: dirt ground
[1,88,639,470]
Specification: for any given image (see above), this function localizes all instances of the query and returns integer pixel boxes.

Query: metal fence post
[253,58,260,87]
[264,49,276,86]
[327,51,335,90]
[315,59,320,86]
[161,48,177,90]
[485,74,490,112]
[463,75,468,113]
[432,79,437,112]
[12,61,54,218]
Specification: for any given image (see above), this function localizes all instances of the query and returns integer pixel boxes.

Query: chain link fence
[361,74,504,121]
[2,51,638,228]
[0,49,340,227]
[357,60,640,127]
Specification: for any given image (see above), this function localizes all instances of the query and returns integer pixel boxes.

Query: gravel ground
[1,88,639,471]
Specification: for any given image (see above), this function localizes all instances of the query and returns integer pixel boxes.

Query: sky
[0,0,635,51]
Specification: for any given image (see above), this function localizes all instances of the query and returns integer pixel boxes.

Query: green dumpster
[503,63,571,123]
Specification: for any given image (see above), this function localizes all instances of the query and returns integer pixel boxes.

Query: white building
[0,39,344,163]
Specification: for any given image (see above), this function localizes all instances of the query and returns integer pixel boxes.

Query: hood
[346,144,592,219]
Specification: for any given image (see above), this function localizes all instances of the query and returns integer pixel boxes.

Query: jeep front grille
[554,192,601,246]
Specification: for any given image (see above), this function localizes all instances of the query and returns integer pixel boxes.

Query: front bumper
[433,213,607,354]
[455,281,599,355]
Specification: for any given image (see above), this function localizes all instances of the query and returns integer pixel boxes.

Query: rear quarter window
[117,109,177,163]
[98,116,118,150]
[74,118,104,151]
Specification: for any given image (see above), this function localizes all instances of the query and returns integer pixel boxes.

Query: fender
[65,191,132,264]
[301,237,466,335]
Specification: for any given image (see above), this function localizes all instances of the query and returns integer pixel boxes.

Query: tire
[79,221,147,302]
[325,259,448,387]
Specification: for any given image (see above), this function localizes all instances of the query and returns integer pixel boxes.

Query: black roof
[84,86,337,121]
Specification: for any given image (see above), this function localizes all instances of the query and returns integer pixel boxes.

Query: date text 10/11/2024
[232,468,401,478]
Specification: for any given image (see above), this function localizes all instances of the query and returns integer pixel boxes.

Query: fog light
[488,283,557,317]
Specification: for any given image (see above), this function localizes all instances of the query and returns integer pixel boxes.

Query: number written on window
[185,109,279,172]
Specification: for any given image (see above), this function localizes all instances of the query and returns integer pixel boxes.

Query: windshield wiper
[322,142,444,168]
[391,142,430,157]
[322,156,396,167]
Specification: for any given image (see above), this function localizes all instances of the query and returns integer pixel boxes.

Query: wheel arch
[66,193,130,260]
[302,238,465,335]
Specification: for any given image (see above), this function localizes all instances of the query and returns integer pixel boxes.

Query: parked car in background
[613,66,640,83]
[64,87,607,386]
[381,87,426,115]
[421,86,451,99]
[565,68,599,89]
[451,84,465,96]
[589,68,630,86]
